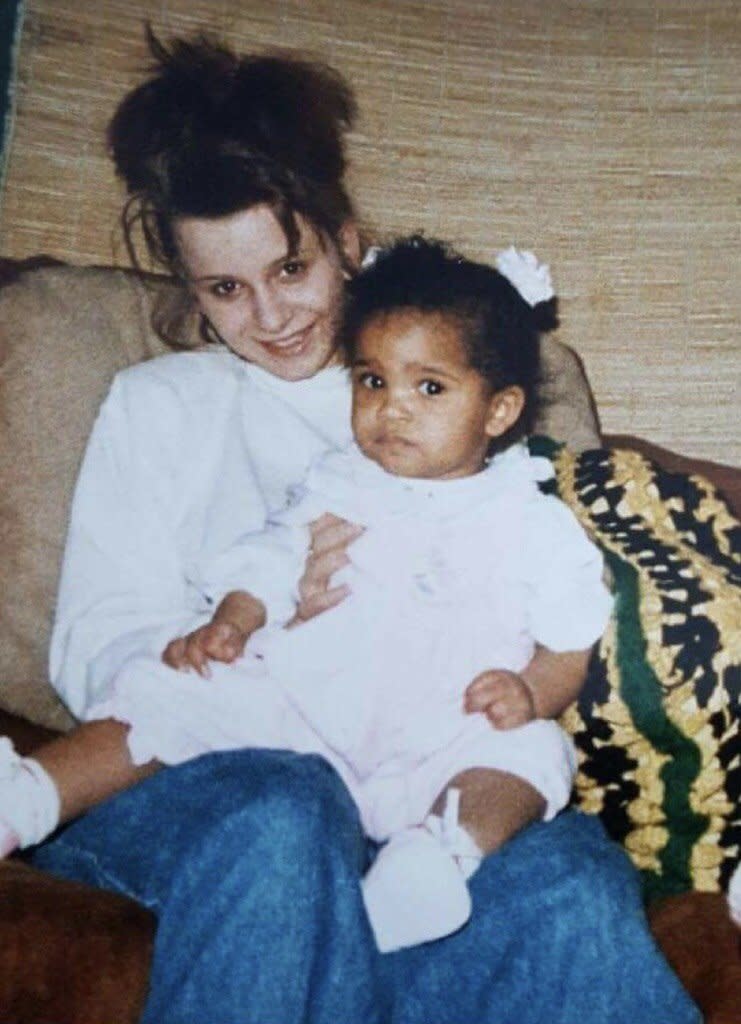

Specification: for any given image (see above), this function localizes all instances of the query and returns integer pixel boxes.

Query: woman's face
[175,205,359,381]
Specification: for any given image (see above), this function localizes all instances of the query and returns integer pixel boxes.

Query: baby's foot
[361,825,472,952]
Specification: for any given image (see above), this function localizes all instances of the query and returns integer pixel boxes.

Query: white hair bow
[495,246,554,307]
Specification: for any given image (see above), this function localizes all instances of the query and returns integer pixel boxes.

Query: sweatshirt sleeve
[49,369,208,717]
[193,481,333,626]
[194,521,309,627]
[523,494,613,652]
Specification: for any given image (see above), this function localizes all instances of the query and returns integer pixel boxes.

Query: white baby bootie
[0,737,60,856]
[361,789,481,953]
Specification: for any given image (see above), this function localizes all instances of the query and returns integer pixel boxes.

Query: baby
[0,238,612,952]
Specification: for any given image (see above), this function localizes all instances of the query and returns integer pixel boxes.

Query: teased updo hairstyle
[343,236,559,448]
[108,27,357,276]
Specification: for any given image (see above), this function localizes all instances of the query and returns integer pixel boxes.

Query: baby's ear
[485,386,525,438]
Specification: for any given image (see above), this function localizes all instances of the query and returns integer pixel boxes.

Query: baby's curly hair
[343,236,559,445]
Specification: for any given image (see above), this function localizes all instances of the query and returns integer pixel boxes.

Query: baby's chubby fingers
[184,635,213,678]
[463,669,515,712]
[203,622,246,659]
[464,669,536,729]
[483,702,529,730]
[162,636,188,670]
[191,622,248,675]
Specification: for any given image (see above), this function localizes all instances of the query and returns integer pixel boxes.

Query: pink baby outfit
[92,442,612,841]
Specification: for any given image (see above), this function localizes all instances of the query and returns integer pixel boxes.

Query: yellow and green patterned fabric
[529,437,740,903]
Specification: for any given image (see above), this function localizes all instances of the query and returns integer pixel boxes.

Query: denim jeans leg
[32,748,386,1024]
[383,811,701,1024]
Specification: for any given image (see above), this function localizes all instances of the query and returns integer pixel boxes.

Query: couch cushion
[0,262,599,729]
[533,437,740,901]
[0,266,181,728]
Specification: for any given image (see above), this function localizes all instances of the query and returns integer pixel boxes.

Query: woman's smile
[257,323,316,355]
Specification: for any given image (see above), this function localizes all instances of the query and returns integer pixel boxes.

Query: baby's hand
[464,669,536,729]
[162,621,249,677]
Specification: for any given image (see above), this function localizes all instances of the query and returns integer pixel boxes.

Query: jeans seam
[45,836,160,913]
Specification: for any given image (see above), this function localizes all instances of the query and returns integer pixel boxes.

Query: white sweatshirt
[50,349,352,716]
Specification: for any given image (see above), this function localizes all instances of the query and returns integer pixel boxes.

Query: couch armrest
[0,858,153,1024]
[604,433,740,517]
[648,892,741,1024]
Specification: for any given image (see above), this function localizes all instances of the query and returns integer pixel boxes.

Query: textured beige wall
[1,0,739,464]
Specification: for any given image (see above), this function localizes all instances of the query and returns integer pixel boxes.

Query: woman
[31,32,699,1024]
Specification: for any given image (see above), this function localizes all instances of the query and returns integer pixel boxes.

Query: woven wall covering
[0,0,738,464]
[0,0,24,194]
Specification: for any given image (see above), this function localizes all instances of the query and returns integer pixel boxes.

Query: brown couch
[0,258,739,1023]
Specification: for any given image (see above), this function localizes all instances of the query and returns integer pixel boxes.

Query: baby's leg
[430,766,545,859]
[0,719,157,856]
[361,775,545,952]
[361,720,573,951]
[430,717,576,864]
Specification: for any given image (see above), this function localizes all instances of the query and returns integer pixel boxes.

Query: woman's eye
[281,259,307,279]
[358,372,384,390]
[419,380,444,396]
[210,280,240,298]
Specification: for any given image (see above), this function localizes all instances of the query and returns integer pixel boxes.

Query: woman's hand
[464,669,536,729]
[291,513,364,625]
[162,621,249,677]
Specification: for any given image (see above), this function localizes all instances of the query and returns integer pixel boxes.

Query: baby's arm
[162,590,266,676]
[464,646,591,728]
[465,488,611,729]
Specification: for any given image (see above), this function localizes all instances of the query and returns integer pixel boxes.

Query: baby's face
[351,310,505,480]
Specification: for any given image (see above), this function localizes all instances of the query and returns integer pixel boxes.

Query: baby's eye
[418,379,444,396]
[210,279,241,298]
[357,371,384,390]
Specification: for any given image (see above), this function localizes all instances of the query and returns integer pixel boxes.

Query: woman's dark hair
[343,236,559,447]
[108,28,357,276]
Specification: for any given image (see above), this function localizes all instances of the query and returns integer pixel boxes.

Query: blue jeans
[31,749,699,1024]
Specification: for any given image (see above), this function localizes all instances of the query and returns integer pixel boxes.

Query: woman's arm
[50,357,256,716]
[50,373,199,715]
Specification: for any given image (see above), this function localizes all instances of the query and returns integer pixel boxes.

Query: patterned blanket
[530,436,740,903]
